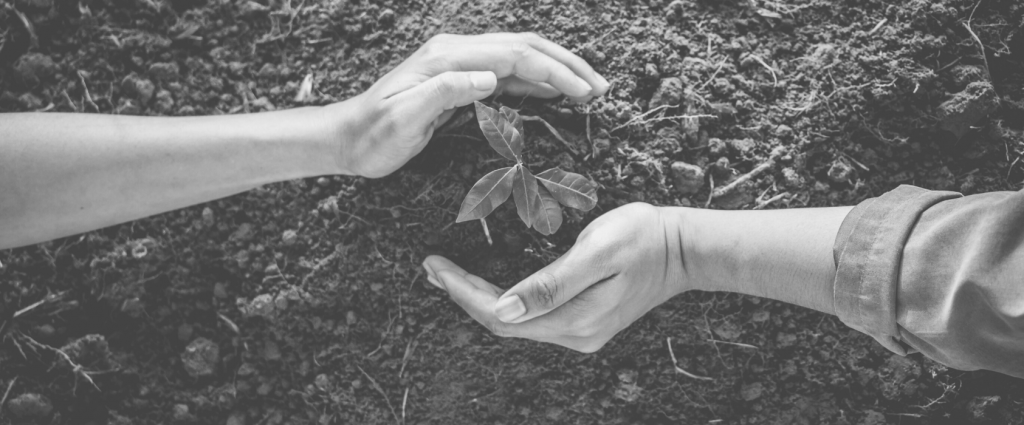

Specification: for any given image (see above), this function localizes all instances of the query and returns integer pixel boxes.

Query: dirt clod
[649,77,683,109]
[827,160,855,184]
[149,62,181,81]
[14,53,57,83]
[181,337,219,378]
[937,81,1000,139]
[121,73,156,105]
[670,161,704,195]
[6,393,53,419]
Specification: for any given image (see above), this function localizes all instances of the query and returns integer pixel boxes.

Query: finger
[417,39,592,97]
[423,255,503,296]
[494,246,615,324]
[496,77,561,98]
[486,33,611,96]
[389,71,498,119]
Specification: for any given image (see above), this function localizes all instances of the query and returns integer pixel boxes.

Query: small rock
[201,207,215,225]
[827,160,855,183]
[281,229,298,245]
[18,92,44,109]
[14,53,57,83]
[346,311,358,326]
[121,73,156,104]
[708,102,737,117]
[649,77,683,109]
[773,124,794,139]
[181,337,219,378]
[670,161,704,195]
[726,138,756,154]
[7,393,53,419]
[172,404,192,421]
[148,62,180,81]
[740,382,764,401]
[937,81,1000,139]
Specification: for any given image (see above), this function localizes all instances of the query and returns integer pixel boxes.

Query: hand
[421,203,688,353]
[321,32,611,178]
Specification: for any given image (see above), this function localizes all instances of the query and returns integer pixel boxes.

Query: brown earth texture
[3,0,1024,423]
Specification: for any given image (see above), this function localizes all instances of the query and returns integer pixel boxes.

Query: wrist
[655,206,703,297]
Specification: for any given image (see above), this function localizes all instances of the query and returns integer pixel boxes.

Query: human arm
[423,203,851,352]
[426,186,1024,379]
[0,32,610,250]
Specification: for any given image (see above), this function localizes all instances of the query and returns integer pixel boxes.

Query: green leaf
[456,167,516,223]
[512,165,542,228]
[500,105,524,136]
[535,168,598,211]
[532,185,563,235]
[475,101,522,162]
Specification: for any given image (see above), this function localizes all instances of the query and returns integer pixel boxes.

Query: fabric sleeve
[833,185,1024,378]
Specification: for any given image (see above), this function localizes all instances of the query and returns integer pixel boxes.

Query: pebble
[670,161,704,195]
[740,382,764,401]
[172,404,191,421]
[781,167,805,188]
[201,207,215,226]
[346,311,357,326]
[726,138,756,154]
[281,229,297,245]
[240,294,275,318]
[148,62,180,81]
[181,337,219,378]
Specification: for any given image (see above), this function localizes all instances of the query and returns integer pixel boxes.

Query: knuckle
[509,42,532,59]
[528,272,560,309]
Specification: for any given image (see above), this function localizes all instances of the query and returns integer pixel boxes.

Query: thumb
[494,248,609,324]
[390,71,497,119]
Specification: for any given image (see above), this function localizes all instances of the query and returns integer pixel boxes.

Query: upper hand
[421,203,688,353]
[322,32,611,178]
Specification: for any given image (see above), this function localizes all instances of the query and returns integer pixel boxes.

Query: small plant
[456,102,598,235]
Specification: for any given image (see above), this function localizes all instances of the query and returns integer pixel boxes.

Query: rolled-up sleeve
[833,185,1024,378]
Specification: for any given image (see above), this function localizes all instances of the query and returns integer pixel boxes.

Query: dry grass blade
[0,377,17,420]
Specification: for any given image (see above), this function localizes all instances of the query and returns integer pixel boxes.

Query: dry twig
[357,366,400,424]
[522,115,578,155]
[711,159,775,200]
[666,337,713,381]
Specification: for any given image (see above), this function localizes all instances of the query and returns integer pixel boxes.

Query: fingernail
[427,275,441,289]
[494,295,526,323]
[471,72,497,91]
[575,76,594,94]
[595,73,610,90]
[422,261,437,281]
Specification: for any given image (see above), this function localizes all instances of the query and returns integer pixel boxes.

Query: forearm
[0,107,342,249]
[665,206,853,315]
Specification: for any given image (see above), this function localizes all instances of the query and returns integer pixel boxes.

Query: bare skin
[0,32,611,250]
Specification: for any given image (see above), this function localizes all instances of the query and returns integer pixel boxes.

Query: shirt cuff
[832,185,961,354]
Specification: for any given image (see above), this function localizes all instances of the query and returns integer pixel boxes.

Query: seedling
[456,102,598,235]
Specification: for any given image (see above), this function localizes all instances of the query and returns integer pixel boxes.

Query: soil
[2,0,1024,424]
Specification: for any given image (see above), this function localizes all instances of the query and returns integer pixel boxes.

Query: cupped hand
[322,32,611,178]
[421,203,688,353]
